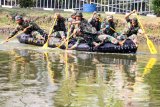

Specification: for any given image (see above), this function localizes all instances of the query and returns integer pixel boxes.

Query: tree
[19,0,35,8]
[152,0,160,16]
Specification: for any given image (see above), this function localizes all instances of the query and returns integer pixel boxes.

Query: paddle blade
[143,58,157,77]
[42,39,49,49]
[147,39,157,54]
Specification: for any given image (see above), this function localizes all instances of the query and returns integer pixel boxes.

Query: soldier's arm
[131,27,140,34]
[88,17,94,23]
[9,26,20,38]
[125,10,136,20]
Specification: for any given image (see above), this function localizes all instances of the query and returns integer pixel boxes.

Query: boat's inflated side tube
[18,35,137,53]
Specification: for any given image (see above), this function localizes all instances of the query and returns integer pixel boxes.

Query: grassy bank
[0,7,160,36]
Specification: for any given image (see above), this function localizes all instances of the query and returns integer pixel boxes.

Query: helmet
[71,11,77,16]
[132,17,138,22]
[107,15,113,20]
[76,12,83,17]
[15,15,23,21]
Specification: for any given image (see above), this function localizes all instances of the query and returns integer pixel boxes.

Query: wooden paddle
[143,58,157,77]
[42,16,57,49]
[56,33,74,48]
[135,13,157,54]
[1,25,31,44]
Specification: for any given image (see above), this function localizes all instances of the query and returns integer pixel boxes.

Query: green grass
[0,7,160,36]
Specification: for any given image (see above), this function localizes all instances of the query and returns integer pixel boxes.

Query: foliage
[152,0,160,16]
[19,0,35,8]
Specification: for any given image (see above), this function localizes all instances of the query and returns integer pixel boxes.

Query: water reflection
[0,49,159,107]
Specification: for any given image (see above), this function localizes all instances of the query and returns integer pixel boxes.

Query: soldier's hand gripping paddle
[1,25,31,44]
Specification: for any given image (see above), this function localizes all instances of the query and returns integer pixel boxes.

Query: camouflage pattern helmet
[76,12,83,17]
[71,11,77,16]
[107,15,113,20]
[132,17,138,22]
[15,15,23,21]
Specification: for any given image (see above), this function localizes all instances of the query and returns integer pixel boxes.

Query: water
[0,39,160,107]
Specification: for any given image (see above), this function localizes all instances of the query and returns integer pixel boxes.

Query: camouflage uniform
[117,18,140,41]
[51,17,66,39]
[101,20,116,36]
[69,12,98,49]
[93,34,119,46]
[88,16,101,32]
[95,15,118,45]
[10,20,45,39]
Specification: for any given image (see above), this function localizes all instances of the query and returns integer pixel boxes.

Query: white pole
[108,0,109,12]
[58,0,59,9]
[60,0,63,9]
[118,1,121,13]
[54,0,56,9]
[79,0,80,10]
[68,0,70,9]
[64,0,66,9]
[104,0,105,12]
[145,0,146,13]
[0,0,1,6]
[11,0,12,6]
[134,0,135,10]
[39,0,41,8]
[148,0,151,13]
[126,0,128,13]
[15,0,16,6]
[71,0,73,9]
[112,0,113,12]
[137,0,139,12]
[123,0,124,13]
[75,0,77,10]
[140,0,142,13]
[115,0,117,12]
[51,0,52,8]
[36,0,37,8]
[101,0,102,12]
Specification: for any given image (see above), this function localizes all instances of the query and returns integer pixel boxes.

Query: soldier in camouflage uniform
[117,10,143,45]
[51,13,66,40]
[7,15,45,41]
[92,15,123,47]
[100,15,116,36]
[88,11,101,32]
[68,11,77,33]
[68,12,97,49]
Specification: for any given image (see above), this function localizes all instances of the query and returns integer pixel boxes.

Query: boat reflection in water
[0,49,159,107]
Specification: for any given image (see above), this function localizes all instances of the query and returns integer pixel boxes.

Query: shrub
[19,0,35,8]
[152,0,160,16]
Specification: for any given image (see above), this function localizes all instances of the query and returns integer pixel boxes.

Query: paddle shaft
[1,25,31,44]
[136,13,157,54]
[43,17,57,48]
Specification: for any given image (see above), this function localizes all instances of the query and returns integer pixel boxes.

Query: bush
[19,0,35,8]
[152,0,160,16]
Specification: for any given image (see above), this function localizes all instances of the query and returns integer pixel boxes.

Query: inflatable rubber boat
[17,34,138,53]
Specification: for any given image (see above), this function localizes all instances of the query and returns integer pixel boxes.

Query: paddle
[65,24,71,49]
[44,52,55,84]
[42,16,57,49]
[1,25,31,44]
[143,58,157,77]
[135,13,157,54]
[56,33,74,48]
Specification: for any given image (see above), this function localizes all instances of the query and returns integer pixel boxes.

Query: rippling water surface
[0,39,160,107]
